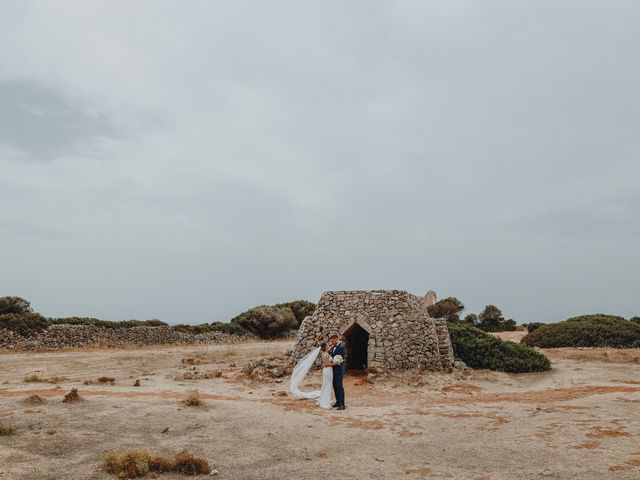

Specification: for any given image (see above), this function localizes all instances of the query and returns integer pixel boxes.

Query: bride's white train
[289,346,334,409]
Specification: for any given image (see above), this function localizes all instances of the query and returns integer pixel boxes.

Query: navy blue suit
[330,343,346,407]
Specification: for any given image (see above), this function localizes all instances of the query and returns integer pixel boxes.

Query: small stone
[210,469,219,476]
[161,427,169,433]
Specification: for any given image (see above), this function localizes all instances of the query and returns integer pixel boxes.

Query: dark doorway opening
[345,324,369,370]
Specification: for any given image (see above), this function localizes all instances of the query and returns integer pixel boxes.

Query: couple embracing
[290,334,346,410]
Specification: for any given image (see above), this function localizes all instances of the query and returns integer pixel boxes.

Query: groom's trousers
[332,369,345,406]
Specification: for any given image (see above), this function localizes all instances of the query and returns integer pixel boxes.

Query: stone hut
[291,290,454,371]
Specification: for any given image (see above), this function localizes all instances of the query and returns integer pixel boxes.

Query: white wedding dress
[290,347,334,409]
[317,360,333,409]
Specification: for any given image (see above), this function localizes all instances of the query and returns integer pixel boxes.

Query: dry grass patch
[102,449,210,478]
[23,373,47,383]
[182,390,204,407]
[24,374,67,384]
[62,388,83,403]
[173,451,211,475]
[544,347,640,364]
[23,394,47,405]
[84,376,116,385]
[181,358,200,366]
[0,419,16,436]
[178,370,222,381]
[48,375,67,384]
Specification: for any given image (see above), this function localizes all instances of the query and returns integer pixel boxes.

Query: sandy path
[1,342,639,480]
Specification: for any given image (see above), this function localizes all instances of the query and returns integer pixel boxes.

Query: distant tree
[630,316,640,325]
[463,313,479,326]
[0,296,33,315]
[477,305,517,332]
[477,305,503,331]
[503,319,517,331]
[428,297,465,322]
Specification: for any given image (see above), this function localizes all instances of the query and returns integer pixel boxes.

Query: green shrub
[630,316,640,325]
[0,312,49,337]
[231,305,298,339]
[463,313,478,326]
[208,321,248,335]
[49,317,168,329]
[171,322,248,336]
[275,300,316,327]
[522,314,640,348]
[447,322,551,373]
[527,322,544,333]
[171,323,213,335]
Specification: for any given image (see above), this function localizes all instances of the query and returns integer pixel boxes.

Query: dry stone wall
[292,290,454,371]
[0,324,254,351]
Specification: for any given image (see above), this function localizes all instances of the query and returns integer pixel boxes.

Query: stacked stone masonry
[292,290,454,371]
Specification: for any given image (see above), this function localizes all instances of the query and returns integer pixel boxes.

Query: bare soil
[1,341,639,479]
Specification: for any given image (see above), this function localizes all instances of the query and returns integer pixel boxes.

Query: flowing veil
[289,346,321,399]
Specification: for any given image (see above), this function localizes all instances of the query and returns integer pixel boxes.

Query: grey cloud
[0,82,116,160]
[0,1,639,324]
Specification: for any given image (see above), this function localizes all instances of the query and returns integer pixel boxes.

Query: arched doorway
[344,323,369,370]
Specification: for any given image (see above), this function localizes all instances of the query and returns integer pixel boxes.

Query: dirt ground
[1,342,639,480]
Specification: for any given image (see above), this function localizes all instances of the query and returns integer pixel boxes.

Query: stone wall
[0,324,254,351]
[292,290,454,371]
[433,318,455,370]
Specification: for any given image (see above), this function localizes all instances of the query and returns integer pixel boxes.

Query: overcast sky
[1,1,639,324]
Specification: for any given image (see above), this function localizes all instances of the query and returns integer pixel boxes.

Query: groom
[327,334,346,410]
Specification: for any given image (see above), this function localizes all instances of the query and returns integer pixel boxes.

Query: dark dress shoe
[332,403,339,408]
[337,405,345,410]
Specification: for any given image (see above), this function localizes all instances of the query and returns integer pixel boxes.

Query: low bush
[0,312,49,337]
[527,322,544,333]
[208,321,248,336]
[0,312,169,338]
[231,305,298,339]
[103,449,210,478]
[274,300,316,327]
[522,314,640,348]
[50,317,168,329]
[172,322,248,336]
[447,322,551,373]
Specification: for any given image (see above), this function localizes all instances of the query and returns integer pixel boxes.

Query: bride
[289,343,334,409]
